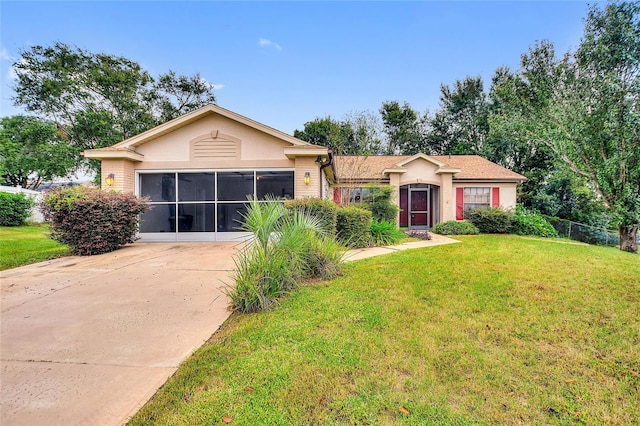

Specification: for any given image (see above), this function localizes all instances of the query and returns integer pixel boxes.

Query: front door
[409,189,429,229]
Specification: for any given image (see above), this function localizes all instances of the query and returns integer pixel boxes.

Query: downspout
[317,150,335,199]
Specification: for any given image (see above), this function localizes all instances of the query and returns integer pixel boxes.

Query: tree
[495,3,639,253]
[11,42,216,174]
[427,76,490,155]
[379,101,427,155]
[294,112,382,155]
[546,2,640,253]
[0,116,77,189]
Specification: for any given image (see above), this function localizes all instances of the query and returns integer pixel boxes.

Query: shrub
[227,197,344,313]
[432,220,479,235]
[362,185,399,222]
[0,192,34,226]
[512,205,557,238]
[336,206,372,248]
[41,187,149,255]
[284,198,338,236]
[303,236,345,280]
[465,207,514,233]
[370,220,405,246]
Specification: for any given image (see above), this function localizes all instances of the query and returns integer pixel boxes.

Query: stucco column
[388,173,401,226]
[101,160,136,193]
[440,173,454,222]
[294,157,321,199]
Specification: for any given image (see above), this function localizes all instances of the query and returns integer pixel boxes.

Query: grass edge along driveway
[0,225,68,270]
[128,235,638,424]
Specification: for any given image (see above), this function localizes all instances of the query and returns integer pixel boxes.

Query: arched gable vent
[190,130,241,160]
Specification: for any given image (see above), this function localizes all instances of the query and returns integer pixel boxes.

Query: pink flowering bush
[41,186,149,255]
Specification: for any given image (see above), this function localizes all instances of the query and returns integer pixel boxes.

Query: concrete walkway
[343,233,460,262]
[1,242,238,426]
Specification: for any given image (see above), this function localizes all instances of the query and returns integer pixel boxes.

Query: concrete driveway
[1,242,237,426]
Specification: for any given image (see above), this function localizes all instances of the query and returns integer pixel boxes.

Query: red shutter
[333,188,341,205]
[456,188,464,220]
[491,187,500,208]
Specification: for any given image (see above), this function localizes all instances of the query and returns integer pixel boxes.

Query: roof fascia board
[396,153,446,168]
[82,150,144,162]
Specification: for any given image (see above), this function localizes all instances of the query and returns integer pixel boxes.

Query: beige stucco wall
[101,160,136,193]
[133,115,296,171]
[399,160,441,186]
[440,174,455,222]
[294,156,322,199]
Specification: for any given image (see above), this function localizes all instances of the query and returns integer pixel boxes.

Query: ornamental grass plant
[226,196,344,313]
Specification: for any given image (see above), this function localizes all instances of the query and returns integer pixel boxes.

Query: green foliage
[465,207,514,234]
[0,192,34,226]
[336,206,372,248]
[432,220,479,235]
[293,112,382,155]
[227,197,344,313]
[361,185,398,222]
[512,205,557,238]
[427,76,490,155]
[40,187,148,255]
[12,42,216,174]
[0,116,78,189]
[284,197,338,236]
[369,220,405,246]
[379,100,426,154]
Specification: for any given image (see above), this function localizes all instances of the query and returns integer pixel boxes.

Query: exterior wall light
[105,173,115,186]
[304,172,311,185]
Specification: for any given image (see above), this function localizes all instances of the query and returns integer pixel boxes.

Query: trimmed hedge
[465,207,514,234]
[284,198,338,236]
[336,206,372,247]
[432,220,479,235]
[0,192,34,226]
[41,187,149,255]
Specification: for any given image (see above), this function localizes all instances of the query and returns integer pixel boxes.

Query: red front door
[410,190,428,228]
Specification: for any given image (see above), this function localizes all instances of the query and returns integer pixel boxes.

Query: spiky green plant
[227,196,345,312]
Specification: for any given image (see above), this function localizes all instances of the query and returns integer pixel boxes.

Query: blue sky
[2,1,596,135]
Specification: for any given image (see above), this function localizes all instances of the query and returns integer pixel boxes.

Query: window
[463,187,490,211]
[138,170,294,234]
[256,171,294,200]
[340,187,374,204]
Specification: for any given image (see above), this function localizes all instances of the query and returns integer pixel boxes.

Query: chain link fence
[546,217,639,247]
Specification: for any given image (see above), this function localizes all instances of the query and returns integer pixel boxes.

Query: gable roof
[333,154,526,182]
[83,104,325,160]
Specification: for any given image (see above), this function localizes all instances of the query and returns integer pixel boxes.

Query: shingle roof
[333,154,526,182]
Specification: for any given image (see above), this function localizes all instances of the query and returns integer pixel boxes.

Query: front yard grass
[129,235,640,425]
[0,224,69,270]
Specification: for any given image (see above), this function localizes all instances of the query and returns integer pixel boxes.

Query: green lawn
[129,235,639,425]
[0,225,69,270]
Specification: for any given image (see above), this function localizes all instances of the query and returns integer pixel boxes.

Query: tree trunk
[619,224,638,254]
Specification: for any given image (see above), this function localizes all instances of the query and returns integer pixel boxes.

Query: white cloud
[1,47,15,62]
[258,38,282,51]
[212,84,225,90]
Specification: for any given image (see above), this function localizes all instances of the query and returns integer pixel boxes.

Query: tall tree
[379,101,426,155]
[0,116,78,189]
[545,2,640,253]
[495,3,639,253]
[11,42,216,174]
[427,76,489,155]
[294,112,381,155]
